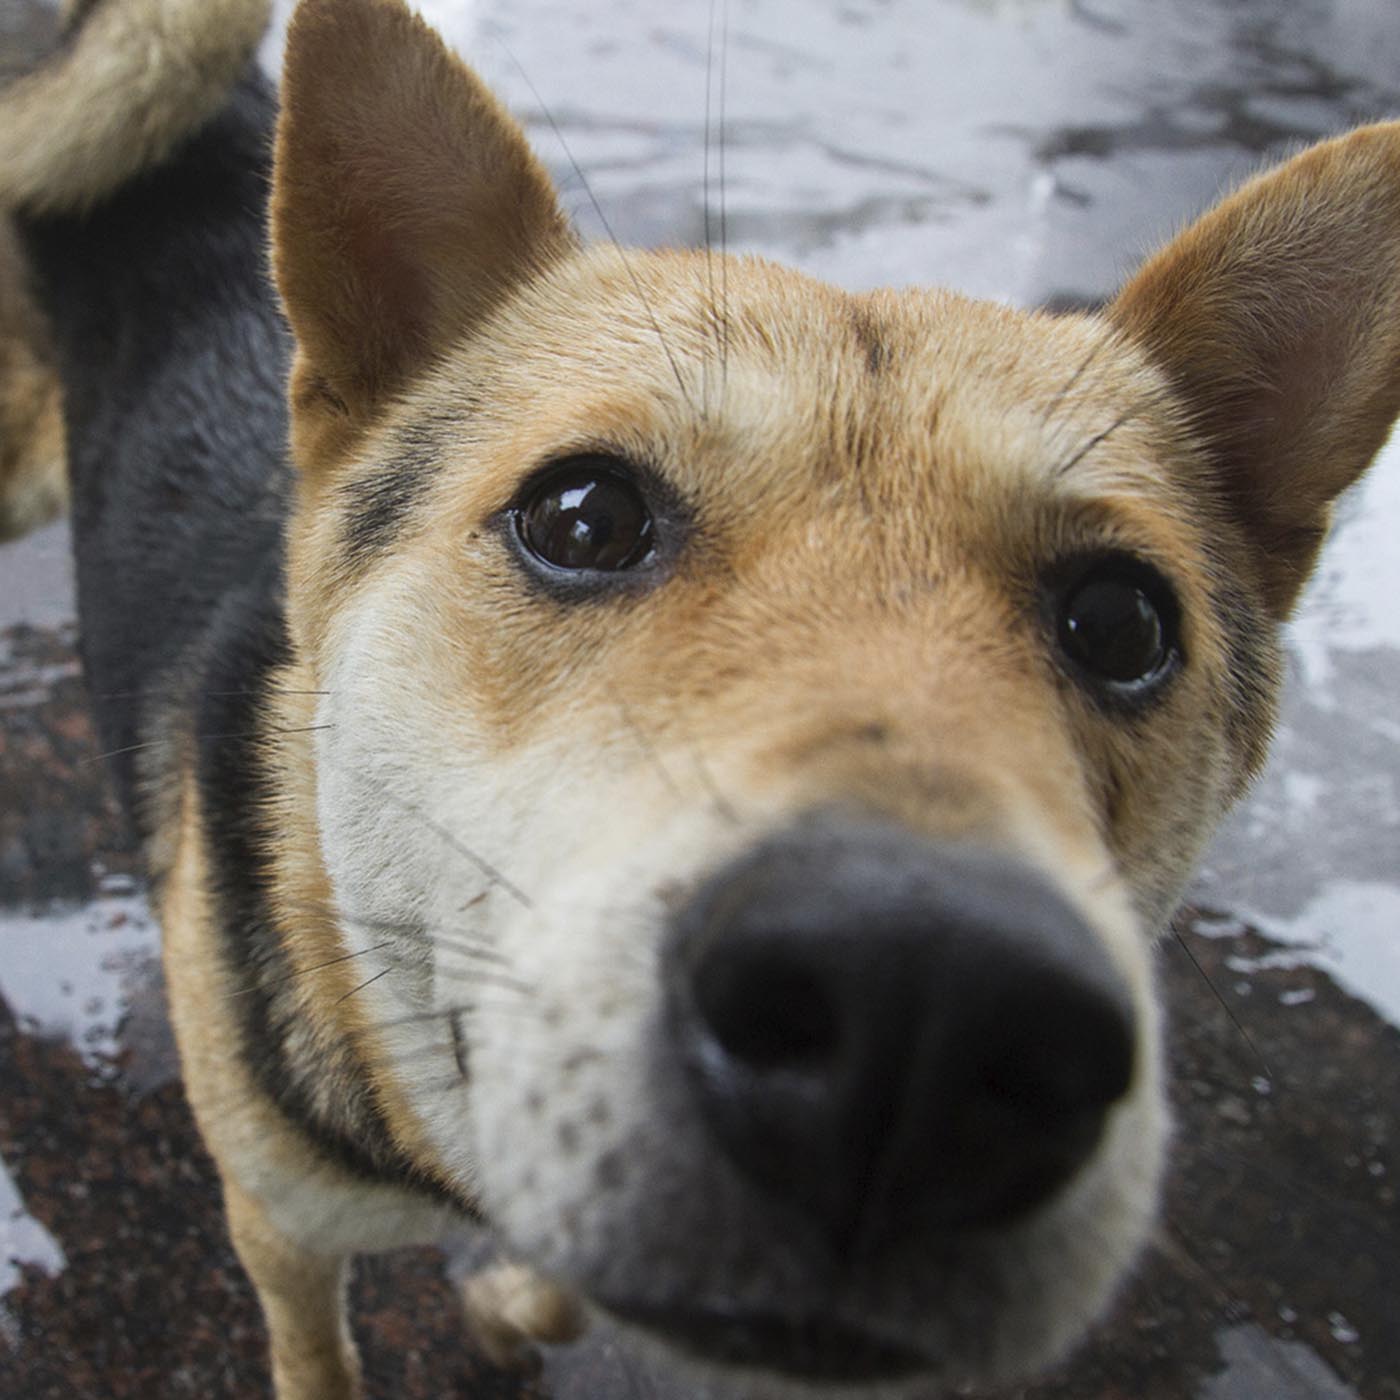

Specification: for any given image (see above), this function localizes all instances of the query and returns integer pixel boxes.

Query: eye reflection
[516,462,654,573]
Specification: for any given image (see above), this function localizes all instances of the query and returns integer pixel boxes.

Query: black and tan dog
[4,0,1400,1395]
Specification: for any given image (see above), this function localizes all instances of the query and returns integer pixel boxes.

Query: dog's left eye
[515,460,655,572]
[1055,557,1179,693]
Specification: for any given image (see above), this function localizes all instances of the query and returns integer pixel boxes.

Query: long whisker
[377,996,542,1034]
[273,895,515,968]
[1052,406,1139,480]
[616,701,683,797]
[488,30,698,416]
[703,0,721,419]
[688,737,742,828]
[366,784,534,911]
[93,686,333,701]
[82,722,333,765]
[1170,928,1274,1082]
[226,940,394,999]
[1040,335,1109,428]
[719,0,731,409]
[430,955,536,998]
[332,965,393,1008]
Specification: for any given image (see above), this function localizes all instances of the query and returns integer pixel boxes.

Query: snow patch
[0,1156,65,1299]
[0,877,159,1072]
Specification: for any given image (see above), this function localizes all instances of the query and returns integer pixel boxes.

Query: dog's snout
[667,816,1136,1255]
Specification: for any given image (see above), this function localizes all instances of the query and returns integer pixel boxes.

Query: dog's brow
[1052,407,1140,481]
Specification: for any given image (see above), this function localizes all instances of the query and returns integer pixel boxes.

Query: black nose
[666,814,1136,1256]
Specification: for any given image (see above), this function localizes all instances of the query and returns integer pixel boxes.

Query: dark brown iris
[515,460,655,572]
[1059,569,1170,685]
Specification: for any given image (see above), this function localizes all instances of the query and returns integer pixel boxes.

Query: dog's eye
[516,461,654,572]
[1056,560,1177,689]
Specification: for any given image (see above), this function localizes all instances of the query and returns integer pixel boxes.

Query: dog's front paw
[460,1262,586,1372]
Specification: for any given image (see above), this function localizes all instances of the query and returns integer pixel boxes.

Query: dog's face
[269,0,1400,1390]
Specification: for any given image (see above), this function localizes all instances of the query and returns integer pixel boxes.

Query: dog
[4,0,1399,1395]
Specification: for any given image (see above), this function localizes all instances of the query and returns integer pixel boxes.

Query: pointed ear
[272,0,575,462]
[1108,123,1400,618]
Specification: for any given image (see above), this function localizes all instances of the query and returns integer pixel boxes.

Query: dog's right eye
[515,460,655,573]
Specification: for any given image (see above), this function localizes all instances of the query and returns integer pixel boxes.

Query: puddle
[0,1154,64,1301]
[1202,1323,1359,1400]
[0,875,160,1073]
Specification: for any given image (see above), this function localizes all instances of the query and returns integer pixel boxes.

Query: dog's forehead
[435,245,1182,527]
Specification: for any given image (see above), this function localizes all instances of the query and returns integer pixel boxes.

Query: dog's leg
[222,1177,361,1400]
[459,1261,585,1371]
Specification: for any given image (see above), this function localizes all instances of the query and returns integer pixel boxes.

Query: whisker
[83,722,333,765]
[1040,335,1109,428]
[364,785,534,911]
[1170,928,1274,1082]
[487,29,698,416]
[431,958,536,998]
[687,739,742,828]
[1052,406,1138,480]
[703,0,721,419]
[616,701,683,797]
[377,1006,466,1032]
[93,686,333,701]
[718,0,731,409]
[274,896,515,968]
[375,994,543,1034]
[332,965,393,1008]
[227,941,393,999]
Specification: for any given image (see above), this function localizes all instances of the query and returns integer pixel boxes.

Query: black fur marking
[850,306,891,377]
[17,72,292,824]
[340,428,440,570]
[196,590,468,1208]
[19,68,472,1212]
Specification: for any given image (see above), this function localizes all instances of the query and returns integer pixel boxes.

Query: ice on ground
[0,876,159,1072]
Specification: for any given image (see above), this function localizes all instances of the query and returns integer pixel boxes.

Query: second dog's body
[6,1,1400,1396]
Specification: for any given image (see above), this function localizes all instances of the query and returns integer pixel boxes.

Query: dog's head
[268,0,1400,1389]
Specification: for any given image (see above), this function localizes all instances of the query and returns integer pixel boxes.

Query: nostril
[978,980,1136,1118]
[692,946,841,1073]
[667,820,1144,1250]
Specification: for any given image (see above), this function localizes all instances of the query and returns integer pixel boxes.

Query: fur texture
[0,214,64,540]
[0,0,273,213]
[7,1,1400,1397]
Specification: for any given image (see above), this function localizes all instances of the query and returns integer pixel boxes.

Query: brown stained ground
[0,618,1395,1399]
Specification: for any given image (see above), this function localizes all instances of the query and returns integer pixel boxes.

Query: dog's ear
[1109,123,1400,618]
[273,0,574,465]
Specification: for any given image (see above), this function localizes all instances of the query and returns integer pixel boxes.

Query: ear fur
[273,0,576,466]
[1109,122,1400,618]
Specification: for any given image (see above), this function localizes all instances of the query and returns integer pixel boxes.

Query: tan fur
[161,760,459,1400]
[249,22,1400,1380]
[460,1263,586,1371]
[0,0,273,214]
[0,215,64,541]
[1110,125,1400,617]
[272,0,575,469]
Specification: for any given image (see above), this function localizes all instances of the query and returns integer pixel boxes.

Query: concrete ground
[2,0,1397,1396]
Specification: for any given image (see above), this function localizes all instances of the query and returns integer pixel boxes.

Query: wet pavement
[2,0,1398,1396]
